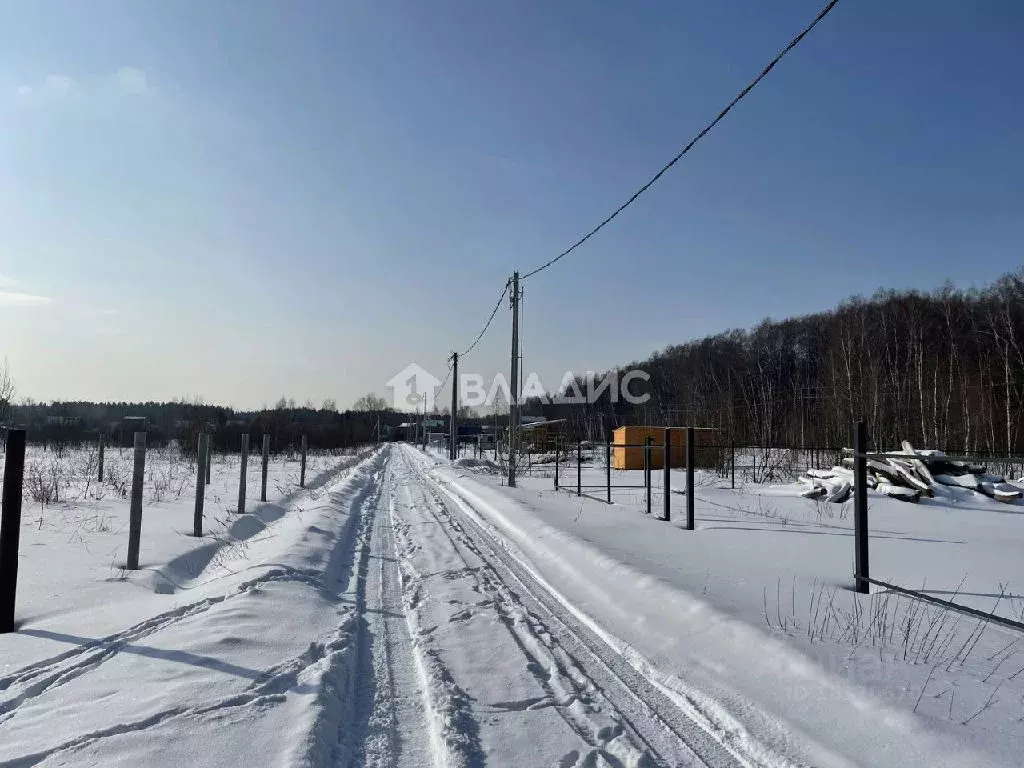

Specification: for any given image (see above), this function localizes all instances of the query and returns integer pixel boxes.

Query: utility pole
[508,272,520,487]
[449,352,459,460]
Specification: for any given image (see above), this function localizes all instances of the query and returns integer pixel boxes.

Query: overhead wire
[520,0,841,280]
[433,0,842,417]
[459,279,511,359]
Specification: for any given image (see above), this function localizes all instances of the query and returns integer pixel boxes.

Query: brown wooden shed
[611,426,721,470]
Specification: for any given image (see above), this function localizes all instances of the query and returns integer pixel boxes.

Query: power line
[459,280,510,358]
[521,0,841,280]
[436,359,454,395]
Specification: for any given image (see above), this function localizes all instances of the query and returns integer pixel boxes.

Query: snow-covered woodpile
[798,441,1023,504]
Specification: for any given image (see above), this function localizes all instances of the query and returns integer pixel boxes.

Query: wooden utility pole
[508,272,520,487]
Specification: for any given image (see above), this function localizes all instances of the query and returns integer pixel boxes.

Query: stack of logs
[798,441,1023,504]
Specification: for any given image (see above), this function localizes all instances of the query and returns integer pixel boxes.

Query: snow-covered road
[4,443,1006,767]
[0,444,749,767]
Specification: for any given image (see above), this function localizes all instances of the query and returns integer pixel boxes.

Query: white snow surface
[1,443,1022,766]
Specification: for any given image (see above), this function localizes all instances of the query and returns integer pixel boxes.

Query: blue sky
[1,1,1021,410]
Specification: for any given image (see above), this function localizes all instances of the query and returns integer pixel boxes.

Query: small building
[612,426,721,470]
[518,418,566,451]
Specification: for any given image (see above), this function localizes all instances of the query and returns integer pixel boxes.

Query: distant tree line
[3,397,408,453]
[540,268,1024,454]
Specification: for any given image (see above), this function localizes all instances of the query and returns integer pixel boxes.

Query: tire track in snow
[382,459,481,768]
[5,629,360,768]
[336,460,438,768]
[388,450,654,768]
[402,447,754,768]
[0,566,330,727]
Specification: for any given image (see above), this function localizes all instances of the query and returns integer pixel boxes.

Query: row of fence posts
[549,423,870,592]
[0,430,309,633]
[0,420,893,631]
[554,427,696,530]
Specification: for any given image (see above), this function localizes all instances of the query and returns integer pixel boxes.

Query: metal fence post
[854,420,870,594]
[300,434,307,488]
[238,433,249,515]
[554,438,559,489]
[577,440,582,497]
[663,429,671,521]
[606,433,612,504]
[0,429,26,633]
[261,434,270,502]
[126,432,147,570]
[730,440,735,489]
[645,436,652,514]
[194,433,209,537]
[686,426,695,530]
[206,441,212,484]
[97,433,105,483]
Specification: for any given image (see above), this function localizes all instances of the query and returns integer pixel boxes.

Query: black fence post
[606,432,612,504]
[261,434,270,503]
[237,433,249,516]
[554,438,559,490]
[97,433,105,483]
[194,433,209,538]
[730,441,735,489]
[686,426,695,530]
[0,429,27,633]
[663,429,671,522]
[645,436,652,514]
[576,441,582,497]
[854,420,870,594]
[126,431,147,571]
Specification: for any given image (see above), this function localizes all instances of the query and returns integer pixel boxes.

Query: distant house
[518,418,567,451]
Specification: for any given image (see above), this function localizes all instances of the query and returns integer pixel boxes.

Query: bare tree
[352,392,390,412]
[567,267,1024,455]
[0,357,14,426]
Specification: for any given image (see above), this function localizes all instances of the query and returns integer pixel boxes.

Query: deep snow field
[441,444,1024,764]
[0,442,364,622]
